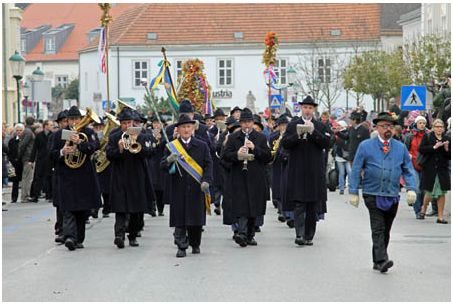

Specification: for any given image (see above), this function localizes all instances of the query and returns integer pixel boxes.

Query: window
[55,75,68,88]
[21,39,26,54]
[45,37,55,53]
[217,59,233,87]
[175,59,184,83]
[132,60,148,88]
[274,58,288,85]
[317,57,331,83]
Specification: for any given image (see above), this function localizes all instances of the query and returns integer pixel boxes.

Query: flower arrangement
[177,59,211,113]
[262,32,279,67]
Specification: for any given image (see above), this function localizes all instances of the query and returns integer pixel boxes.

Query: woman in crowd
[418,119,451,223]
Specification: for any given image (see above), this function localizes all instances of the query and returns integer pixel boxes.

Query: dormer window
[45,37,56,54]
[21,39,26,54]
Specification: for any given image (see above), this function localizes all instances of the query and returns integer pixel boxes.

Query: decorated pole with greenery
[262,32,279,113]
[176,59,211,113]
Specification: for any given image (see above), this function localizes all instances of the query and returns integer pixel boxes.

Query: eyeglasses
[376,124,394,129]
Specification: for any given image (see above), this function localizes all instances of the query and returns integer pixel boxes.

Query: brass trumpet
[94,112,120,173]
[122,127,142,154]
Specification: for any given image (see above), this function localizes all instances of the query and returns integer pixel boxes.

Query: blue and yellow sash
[167,139,211,215]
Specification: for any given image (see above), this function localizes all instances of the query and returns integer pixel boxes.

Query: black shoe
[375,260,394,273]
[373,263,379,270]
[286,219,295,228]
[278,215,286,222]
[192,247,201,254]
[114,237,125,249]
[64,238,76,251]
[10,200,17,203]
[158,212,164,216]
[416,213,424,220]
[102,213,109,218]
[295,237,305,246]
[303,240,313,246]
[129,238,139,247]
[427,211,438,217]
[436,219,448,224]
[149,210,157,217]
[176,249,186,258]
[85,219,90,224]
[232,231,238,240]
[247,238,257,246]
[55,235,65,244]
[254,226,261,232]
[27,197,38,203]
[136,232,142,238]
[76,243,84,249]
[339,190,344,195]
[234,234,247,247]
[214,206,221,215]
[91,213,98,219]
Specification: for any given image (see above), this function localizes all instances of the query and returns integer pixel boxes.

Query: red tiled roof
[95,3,381,48]
[21,3,138,62]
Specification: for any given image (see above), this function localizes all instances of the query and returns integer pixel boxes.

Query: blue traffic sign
[270,94,283,109]
[102,100,116,111]
[400,86,426,111]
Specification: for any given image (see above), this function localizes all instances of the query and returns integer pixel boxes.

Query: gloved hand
[406,190,417,206]
[200,182,210,192]
[304,121,314,134]
[166,153,178,164]
[296,124,304,136]
[349,194,359,208]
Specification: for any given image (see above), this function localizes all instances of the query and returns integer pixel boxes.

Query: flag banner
[98,27,107,74]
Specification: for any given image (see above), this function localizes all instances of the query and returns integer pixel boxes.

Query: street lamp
[287,66,296,86]
[32,66,45,119]
[9,50,25,123]
[23,82,31,117]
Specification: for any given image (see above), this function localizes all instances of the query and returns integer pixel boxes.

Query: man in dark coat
[222,108,272,247]
[28,120,53,202]
[161,114,213,258]
[50,110,68,243]
[270,115,289,222]
[106,107,155,248]
[49,106,101,250]
[346,111,370,164]
[281,96,331,246]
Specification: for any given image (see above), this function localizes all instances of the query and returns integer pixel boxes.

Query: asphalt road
[2,189,451,301]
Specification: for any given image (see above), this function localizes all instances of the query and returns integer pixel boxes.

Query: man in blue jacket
[349,112,417,273]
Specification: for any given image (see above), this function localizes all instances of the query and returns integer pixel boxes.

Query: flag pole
[99,3,112,113]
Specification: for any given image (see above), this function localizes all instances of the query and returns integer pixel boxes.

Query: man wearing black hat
[230,106,242,121]
[222,108,272,247]
[270,115,290,223]
[161,114,213,257]
[217,116,242,236]
[106,107,155,248]
[281,96,331,246]
[349,112,417,273]
[344,110,370,164]
[50,110,68,243]
[49,106,102,250]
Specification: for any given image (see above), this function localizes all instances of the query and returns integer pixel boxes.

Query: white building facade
[80,42,379,116]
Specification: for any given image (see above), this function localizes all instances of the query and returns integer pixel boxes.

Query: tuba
[64,107,101,169]
[115,99,136,115]
[94,112,120,173]
[271,132,283,162]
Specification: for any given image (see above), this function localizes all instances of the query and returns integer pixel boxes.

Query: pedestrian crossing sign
[400,86,426,111]
[270,94,283,109]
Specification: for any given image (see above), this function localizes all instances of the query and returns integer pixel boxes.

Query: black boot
[176,248,186,257]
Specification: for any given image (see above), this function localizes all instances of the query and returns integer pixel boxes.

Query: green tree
[138,90,172,118]
[403,34,451,95]
[65,79,80,106]
[343,49,411,111]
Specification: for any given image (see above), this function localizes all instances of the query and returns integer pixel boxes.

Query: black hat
[179,99,195,113]
[175,114,196,127]
[372,112,397,125]
[225,116,238,126]
[213,108,227,118]
[239,108,254,122]
[228,121,241,132]
[298,95,318,106]
[56,110,68,122]
[134,112,147,123]
[276,115,289,126]
[193,112,204,123]
[350,111,362,121]
[93,118,105,126]
[230,106,242,115]
[253,114,264,130]
[204,113,214,120]
[117,107,135,121]
[67,106,81,118]
[150,114,162,122]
